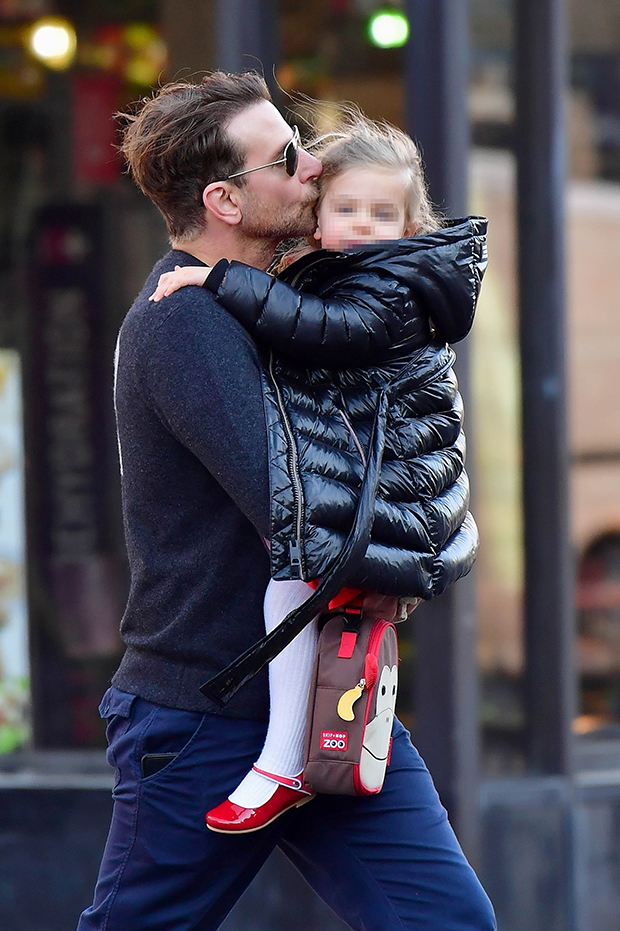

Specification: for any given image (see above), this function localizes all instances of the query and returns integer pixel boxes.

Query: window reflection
[576,534,620,735]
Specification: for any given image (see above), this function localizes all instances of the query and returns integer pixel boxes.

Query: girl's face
[315,166,416,251]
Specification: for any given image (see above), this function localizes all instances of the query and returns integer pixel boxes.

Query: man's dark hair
[119,71,271,242]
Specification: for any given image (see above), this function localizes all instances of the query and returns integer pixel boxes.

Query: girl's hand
[149,265,212,302]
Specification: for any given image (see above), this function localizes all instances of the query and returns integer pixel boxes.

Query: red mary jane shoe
[206,768,314,834]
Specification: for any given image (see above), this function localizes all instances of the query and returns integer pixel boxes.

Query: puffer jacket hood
[278,215,487,348]
[200,217,488,705]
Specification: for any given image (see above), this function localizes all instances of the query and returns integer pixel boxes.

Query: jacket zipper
[268,354,305,577]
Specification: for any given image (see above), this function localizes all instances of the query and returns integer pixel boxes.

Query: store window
[0,0,167,751]
[575,534,620,735]
[470,0,620,771]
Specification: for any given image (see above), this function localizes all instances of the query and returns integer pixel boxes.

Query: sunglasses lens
[285,131,300,176]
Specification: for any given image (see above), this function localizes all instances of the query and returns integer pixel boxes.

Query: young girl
[150,115,486,833]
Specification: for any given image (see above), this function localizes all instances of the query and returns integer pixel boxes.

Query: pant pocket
[99,687,138,782]
[138,705,206,782]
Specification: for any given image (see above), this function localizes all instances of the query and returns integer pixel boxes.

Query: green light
[368,10,410,49]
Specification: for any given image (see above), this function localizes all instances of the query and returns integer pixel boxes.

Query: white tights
[228,579,318,808]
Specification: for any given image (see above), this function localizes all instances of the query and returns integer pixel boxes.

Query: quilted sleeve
[211,261,415,367]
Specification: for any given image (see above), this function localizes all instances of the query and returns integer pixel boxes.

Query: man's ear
[202,182,242,227]
[313,216,322,241]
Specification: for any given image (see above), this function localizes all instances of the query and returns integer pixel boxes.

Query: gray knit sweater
[111,250,272,720]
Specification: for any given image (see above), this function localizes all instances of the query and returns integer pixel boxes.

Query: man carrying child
[78,71,495,931]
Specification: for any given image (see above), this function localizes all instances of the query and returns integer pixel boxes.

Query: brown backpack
[303,611,399,796]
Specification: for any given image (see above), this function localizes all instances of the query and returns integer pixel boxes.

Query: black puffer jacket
[206,216,487,600]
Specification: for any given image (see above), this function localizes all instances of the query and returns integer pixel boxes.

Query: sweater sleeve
[209,261,415,367]
[140,291,270,538]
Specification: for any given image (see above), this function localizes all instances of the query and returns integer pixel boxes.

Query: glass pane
[0,350,29,753]
[576,535,620,735]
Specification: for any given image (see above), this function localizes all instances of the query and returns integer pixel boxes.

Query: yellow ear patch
[337,683,364,721]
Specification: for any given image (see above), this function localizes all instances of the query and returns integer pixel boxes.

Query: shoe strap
[252,765,309,793]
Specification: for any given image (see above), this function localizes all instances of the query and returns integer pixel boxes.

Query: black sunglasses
[226,126,301,180]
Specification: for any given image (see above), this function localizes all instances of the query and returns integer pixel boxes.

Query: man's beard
[240,188,318,242]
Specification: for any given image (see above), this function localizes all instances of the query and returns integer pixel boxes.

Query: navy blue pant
[78,687,496,931]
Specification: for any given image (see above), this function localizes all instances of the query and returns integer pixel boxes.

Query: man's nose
[297,149,322,182]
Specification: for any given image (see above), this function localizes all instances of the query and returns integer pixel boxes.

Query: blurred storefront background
[0,350,28,752]
[0,1,619,929]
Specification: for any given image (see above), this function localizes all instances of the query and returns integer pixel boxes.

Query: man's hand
[149,265,212,302]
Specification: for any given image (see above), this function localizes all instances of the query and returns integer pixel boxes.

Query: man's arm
[141,292,270,538]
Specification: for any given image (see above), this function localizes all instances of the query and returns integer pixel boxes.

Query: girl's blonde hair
[272,106,443,272]
[311,110,442,234]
